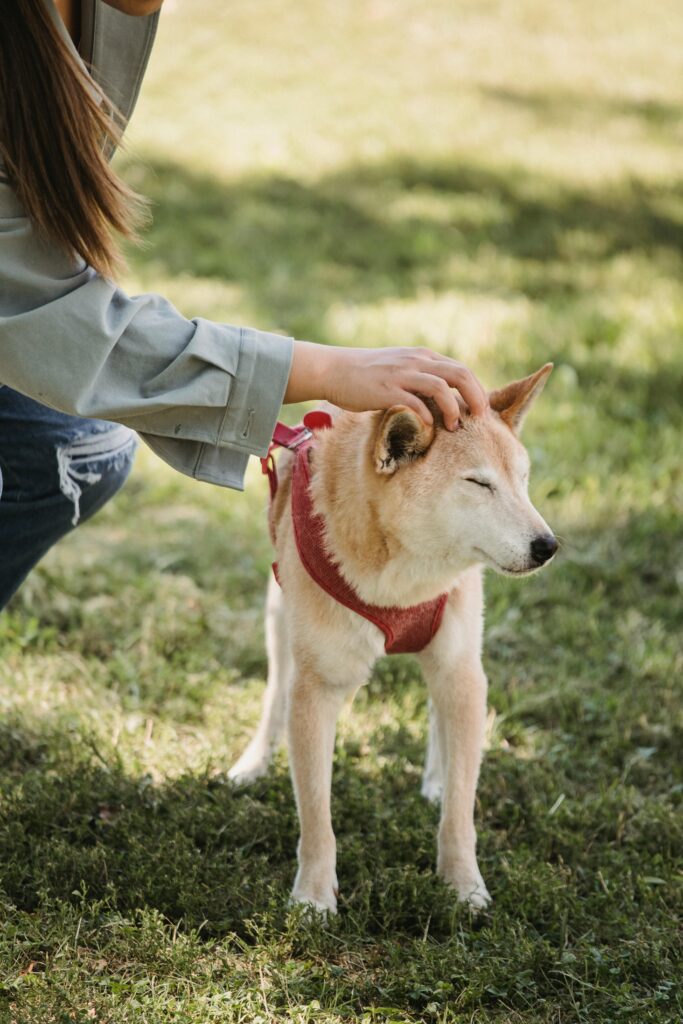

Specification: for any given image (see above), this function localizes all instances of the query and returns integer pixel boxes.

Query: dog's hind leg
[229,574,293,785]
[421,700,443,804]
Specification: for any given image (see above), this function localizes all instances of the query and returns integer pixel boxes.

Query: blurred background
[1,1,681,1019]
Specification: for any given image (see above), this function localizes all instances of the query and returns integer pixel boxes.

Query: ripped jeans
[0,387,137,609]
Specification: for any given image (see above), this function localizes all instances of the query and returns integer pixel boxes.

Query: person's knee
[57,424,138,526]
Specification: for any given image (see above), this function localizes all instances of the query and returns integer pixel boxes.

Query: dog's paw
[439,862,491,910]
[290,885,338,916]
[457,875,491,910]
[227,752,270,786]
[420,775,443,804]
[289,891,338,917]
[290,869,339,916]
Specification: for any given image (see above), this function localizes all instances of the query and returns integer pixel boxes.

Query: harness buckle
[287,427,313,449]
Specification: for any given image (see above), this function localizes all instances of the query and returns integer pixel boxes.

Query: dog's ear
[489,363,553,435]
[374,406,435,475]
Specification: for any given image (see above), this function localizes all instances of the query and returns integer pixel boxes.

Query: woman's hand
[284,341,488,430]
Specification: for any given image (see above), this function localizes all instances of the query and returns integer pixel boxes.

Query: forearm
[283,340,339,405]
[0,182,292,457]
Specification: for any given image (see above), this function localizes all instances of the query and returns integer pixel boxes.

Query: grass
[1,0,682,1020]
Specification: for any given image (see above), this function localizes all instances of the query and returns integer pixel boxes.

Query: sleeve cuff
[217,327,294,458]
[141,433,251,491]
[136,326,294,491]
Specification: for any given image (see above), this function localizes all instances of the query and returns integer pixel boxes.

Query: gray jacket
[0,0,293,490]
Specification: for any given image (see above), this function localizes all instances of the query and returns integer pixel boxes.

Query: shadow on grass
[573,357,683,417]
[0,717,448,939]
[1,505,681,932]
[480,85,683,132]
[2,488,681,1019]
[0,626,680,949]
[2,713,679,1019]
[124,154,683,338]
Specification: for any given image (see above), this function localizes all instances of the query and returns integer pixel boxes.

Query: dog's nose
[530,534,558,565]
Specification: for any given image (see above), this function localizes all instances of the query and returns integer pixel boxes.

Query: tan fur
[229,366,557,913]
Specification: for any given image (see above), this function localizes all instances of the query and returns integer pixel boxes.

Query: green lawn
[1,0,682,1020]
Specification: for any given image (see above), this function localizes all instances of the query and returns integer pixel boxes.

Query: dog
[229,364,557,913]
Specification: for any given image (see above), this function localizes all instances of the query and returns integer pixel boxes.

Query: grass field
[1,0,682,1020]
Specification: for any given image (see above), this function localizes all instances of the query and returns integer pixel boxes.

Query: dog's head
[370,363,558,577]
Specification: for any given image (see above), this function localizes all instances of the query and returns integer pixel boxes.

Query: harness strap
[260,411,333,499]
[262,410,448,655]
[290,439,448,654]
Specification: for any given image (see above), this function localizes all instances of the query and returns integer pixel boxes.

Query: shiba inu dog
[229,364,557,913]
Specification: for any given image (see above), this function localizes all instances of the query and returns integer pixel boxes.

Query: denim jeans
[0,387,137,609]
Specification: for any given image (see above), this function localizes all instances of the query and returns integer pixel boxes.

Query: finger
[445,365,488,415]
[407,373,461,430]
[398,390,433,426]
[416,358,488,416]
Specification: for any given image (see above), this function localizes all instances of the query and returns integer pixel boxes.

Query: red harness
[261,413,448,655]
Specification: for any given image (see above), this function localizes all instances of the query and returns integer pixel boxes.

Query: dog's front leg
[420,651,490,908]
[288,672,345,914]
[421,699,443,803]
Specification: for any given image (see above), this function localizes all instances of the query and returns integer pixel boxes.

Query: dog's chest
[300,594,387,690]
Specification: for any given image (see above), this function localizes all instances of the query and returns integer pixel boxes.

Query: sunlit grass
[1,0,682,1020]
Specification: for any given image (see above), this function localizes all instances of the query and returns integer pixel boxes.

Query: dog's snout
[530,533,558,565]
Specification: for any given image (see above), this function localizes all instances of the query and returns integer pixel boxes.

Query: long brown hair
[0,0,145,278]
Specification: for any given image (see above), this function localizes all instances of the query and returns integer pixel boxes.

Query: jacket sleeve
[0,178,293,490]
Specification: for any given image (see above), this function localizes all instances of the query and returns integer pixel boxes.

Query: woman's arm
[0,177,293,489]
[0,177,485,490]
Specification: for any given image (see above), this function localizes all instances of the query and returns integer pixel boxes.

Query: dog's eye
[465,477,494,492]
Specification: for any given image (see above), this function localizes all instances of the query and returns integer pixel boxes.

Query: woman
[0,0,487,608]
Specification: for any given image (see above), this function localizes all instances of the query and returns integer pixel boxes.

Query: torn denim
[0,387,137,608]
[56,423,138,526]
